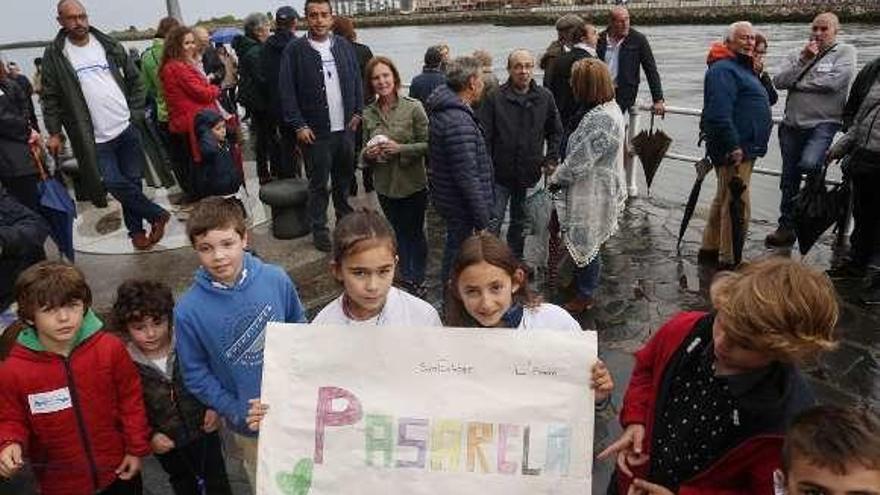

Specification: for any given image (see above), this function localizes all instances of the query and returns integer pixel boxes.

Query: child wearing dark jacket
[112,279,232,495]
[600,257,838,495]
[194,109,242,199]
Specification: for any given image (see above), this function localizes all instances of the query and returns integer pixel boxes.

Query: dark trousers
[379,190,429,286]
[97,474,143,495]
[851,167,880,268]
[303,131,355,234]
[94,125,165,236]
[274,119,300,179]
[489,182,527,259]
[251,110,280,180]
[155,432,232,495]
[168,130,196,197]
[0,174,40,212]
[441,219,477,287]
[778,122,840,229]
[574,256,602,298]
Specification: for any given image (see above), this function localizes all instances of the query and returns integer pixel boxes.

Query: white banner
[257,323,597,495]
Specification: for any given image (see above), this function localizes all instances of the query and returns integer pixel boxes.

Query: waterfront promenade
[58,161,875,494]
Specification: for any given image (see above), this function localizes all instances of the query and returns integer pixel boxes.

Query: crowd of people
[1,0,879,494]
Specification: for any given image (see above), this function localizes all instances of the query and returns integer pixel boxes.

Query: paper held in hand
[257,323,597,495]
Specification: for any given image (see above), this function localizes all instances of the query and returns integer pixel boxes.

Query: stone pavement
[4,188,877,494]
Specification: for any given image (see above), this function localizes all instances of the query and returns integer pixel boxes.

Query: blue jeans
[379,190,428,286]
[441,220,476,288]
[302,131,354,235]
[574,256,601,298]
[777,122,840,229]
[94,125,165,237]
[489,182,527,259]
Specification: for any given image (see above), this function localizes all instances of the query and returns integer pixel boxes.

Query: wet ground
[4,165,879,495]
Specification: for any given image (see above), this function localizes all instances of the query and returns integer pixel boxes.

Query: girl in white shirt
[445,233,614,403]
[312,209,441,326]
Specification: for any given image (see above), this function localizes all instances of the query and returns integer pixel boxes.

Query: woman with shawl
[550,58,627,313]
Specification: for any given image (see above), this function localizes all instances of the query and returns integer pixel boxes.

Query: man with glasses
[40,0,169,250]
[478,49,563,261]
[765,12,856,248]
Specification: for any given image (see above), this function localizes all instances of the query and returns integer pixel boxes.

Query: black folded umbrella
[792,163,849,256]
[728,175,747,265]
[676,157,713,252]
[631,114,672,190]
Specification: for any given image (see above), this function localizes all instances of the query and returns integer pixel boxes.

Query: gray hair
[446,56,483,93]
[243,12,270,38]
[726,21,753,42]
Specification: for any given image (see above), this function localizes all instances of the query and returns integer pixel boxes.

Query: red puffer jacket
[160,59,220,163]
[0,311,150,495]
[615,311,791,495]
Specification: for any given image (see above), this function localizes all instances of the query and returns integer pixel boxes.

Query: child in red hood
[599,257,837,495]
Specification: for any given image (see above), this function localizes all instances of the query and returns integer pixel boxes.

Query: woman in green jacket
[361,56,430,297]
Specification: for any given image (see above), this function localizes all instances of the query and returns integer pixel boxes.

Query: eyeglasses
[812,25,829,32]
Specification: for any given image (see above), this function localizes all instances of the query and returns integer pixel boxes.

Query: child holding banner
[444,233,614,404]
[112,279,233,495]
[599,257,838,495]
[312,210,441,326]
[175,197,307,488]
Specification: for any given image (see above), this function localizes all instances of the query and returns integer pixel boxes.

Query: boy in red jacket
[780,405,880,495]
[599,257,838,495]
[0,261,151,495]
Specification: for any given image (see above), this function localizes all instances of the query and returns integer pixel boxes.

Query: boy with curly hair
[600,257,839,495]
[113,279,232,495]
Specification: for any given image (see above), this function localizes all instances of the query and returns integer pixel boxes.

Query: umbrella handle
[29,143,48,181]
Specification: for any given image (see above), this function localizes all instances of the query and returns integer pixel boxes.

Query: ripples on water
[7,23,880,217]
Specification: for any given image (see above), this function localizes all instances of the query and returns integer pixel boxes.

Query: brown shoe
[148,211,171,245]
[764,228,796,248]
[563,295,595,314]
[131,232,152,250]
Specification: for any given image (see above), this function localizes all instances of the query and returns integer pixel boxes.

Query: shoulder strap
[792,43,838,87]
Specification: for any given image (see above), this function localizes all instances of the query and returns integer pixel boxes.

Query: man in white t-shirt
[279,0,364,252]
[41,0,169,251]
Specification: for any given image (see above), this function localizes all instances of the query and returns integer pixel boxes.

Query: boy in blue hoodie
[174,196,306,488]
[194,109,243,199]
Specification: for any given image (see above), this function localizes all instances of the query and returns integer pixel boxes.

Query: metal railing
[623,101,850,242]
[622,102,788,198]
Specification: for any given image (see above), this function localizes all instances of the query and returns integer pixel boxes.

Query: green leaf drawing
[276,458,313,495]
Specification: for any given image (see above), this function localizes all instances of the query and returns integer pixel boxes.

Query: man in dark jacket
[700,21,772,269]
[262,6,301,179]
[547,17,598,132]
[234,13,277,184]
[597,6,665,115]
[280,0,363,252]
[426,56,493,284]
[480,50,562,261]
[193,26,226,88]
[0,68,40,212]
[5,62,38,133]
[41,0,169,250]
[409,46,446,106]
[0,187,48,317]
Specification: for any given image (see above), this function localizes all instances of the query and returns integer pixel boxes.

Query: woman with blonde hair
[549,58,627,313]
